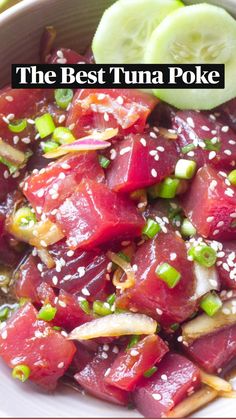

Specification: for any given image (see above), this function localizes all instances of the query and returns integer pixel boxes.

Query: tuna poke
[1,0,236,417]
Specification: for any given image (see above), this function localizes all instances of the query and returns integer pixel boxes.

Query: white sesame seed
[156,308,163,315]
[77,267,86,278]
[104,368,111,377]
[150,132,157,139]
[209,151,216,160]
[1,330,7,340]
[81,287,90,296]
[202,125,210,131]
[224,149,232,156]
[98,93,106,100]
[206,216,214,222]
[170,253,177,261]
[101,351,108,359]
[177,336,183,342]
[104,112,109,122]
[58,300,67,308]
[120,146,131,156]
[58,114,66,124]
[116,96,124,105]
[130,349,139,357]
[103,344,110,352]
[52,276,58,285]
[110,149,117,160]
[5,95,13,102]
[140,138,147,147]
[156,146,165,152]
[152,394,162,401]
[57,58,67,64]
[67,250,74,257]
[151,169,158,178]
[161,374,168,381]
[222,126,229,133]
[186,117,195,128]
[112,346,119,354]
[58,362,65,369]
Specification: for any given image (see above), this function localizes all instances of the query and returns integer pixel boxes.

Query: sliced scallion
[175,159,197,180]
[99,155,111,169]
[35,113,55,139]
[37,303,57,322]
[188,244,216,268]
[55,89,73,110]
[8,119,27,133]
[12,365,31,383]
[93,301,112,316]
[52,127,75,145]
[143,366,157,378]
[181,143,196,154]
[142,218,161,239]
[181,218,196,237]
[42,140,59,154]
[200,292,222,317]
[0,306,9,321]
[228,169,236,186]
[79,300,90,315]
[126,335,140,349]
[155,262,181,288]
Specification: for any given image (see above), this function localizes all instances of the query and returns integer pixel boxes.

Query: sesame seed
[52,276,58,285]
[186,117,195,128]
[152,394,162,401]
[222,126,229,133]
[120,146,131,156]
[58,300,67,308]
[224,149,232,156]
[67,250,74,257]
[161,374,168,381]
[104,368,111,377]
[156,146,165,152]
[116,96,124,105]
[110,149,117,160]
[58,115,66,124]
[77,267,86,278]
[213,229,219,236]
[58,361,65,369]
[151,169,158,178]
[170,253,177,261]
[5,95,13,102]
[98,93,106,100]
[229,140,236,145]
[187,151,195,157]
[140,138,147,147]
[177,336,183,342]
[81,287,90,296]
[154,154,159,161]
[104,112,109,122]
[156,308,163,315]
[1,330,7,340]
[209,151,216,160]
[206,216,214,222]
[202,125,210,131]
[103,344,109,352]
[149,150,157,156]
[112,346,119,354]
[7,113,15,120]
[217,221,224,228]
[57,58,67,64]
[150,132,157,139]
[130,349,139,357]
[101,352,108,359]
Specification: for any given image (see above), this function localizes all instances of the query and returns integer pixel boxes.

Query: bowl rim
[0,0,50,24]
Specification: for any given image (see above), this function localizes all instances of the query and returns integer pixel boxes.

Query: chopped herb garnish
[144,366,158,378]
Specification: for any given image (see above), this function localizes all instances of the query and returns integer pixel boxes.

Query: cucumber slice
[145,4,236,110]
[92,0,184,64]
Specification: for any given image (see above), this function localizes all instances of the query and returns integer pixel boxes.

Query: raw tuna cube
[105,335,168,391]
[37,283,93,331]
[173,110,236,169]
[0,303,76,390]
[74,346,129,406]
[23,152,104,218]
[0,88,52,129]
[216,241,236,289]
[106,132,178,193]
[133,353,200,418]
[66,89,158,137]
[15,241,109,302]
[184,324,236,373]
[56,180,145,250]
[182,165,236,240]
[117,231,197,326]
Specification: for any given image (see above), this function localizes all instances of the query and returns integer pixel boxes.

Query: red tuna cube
[105,335,168,391]
[23,152,104,218]
[133,352,200,418]
[74,346,129,406]
[117,231,197,326]
[184,324,236,374]
[15,241,109,302]
[173,110,236,170]
[182,165,236,240]
[0,303,76,390]
[56,179,145,250]
[66,89,158,137]
[106,131,178,193]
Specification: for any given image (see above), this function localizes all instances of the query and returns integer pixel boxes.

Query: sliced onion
[29,220,64,248]
[200,370,232,392]
[40,26,57,63]
[219,390,236,398]
[68,312,157,340]
[167,385,218,418]
[44,128,118,159]
[37,248,55,269]
[182,298,236,343]
[194,262,220,299]
[0,138,25,165]
[108,251,135,291]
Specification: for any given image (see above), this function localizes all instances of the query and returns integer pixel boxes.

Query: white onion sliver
[68,312,157,340]
[182,298,236,343]
[194,262,220,299]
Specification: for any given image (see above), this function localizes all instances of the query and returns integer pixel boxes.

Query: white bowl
[0,0,236,417]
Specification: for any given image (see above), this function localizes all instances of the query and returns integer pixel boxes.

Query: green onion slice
[99,155,111,169]
[37,303,57,321]
[126,335,140,350]
[200,292,222,317]
[8,119,27,133]
[181,143,196,154]
[188,244,217,268]
[52,127,75,145]
[228,169,236,186]
[12,365,31,383]
[155,262,181,288]
[42,140,59,154]
[55,89,73,109]
[142,218,161,239]
[175,159,197,180]
[93,300,113,316]
[204,139,221,151]
[35,113,55,139]
[79,300,90,315]
[143,366,158,378]
[181,218,196,237]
